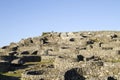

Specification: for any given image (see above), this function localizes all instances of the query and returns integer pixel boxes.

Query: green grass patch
[0,59,54,79]
[2,70,22,77]
[105,59,120,63]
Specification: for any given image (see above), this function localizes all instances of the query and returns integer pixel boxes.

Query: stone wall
[1,31,120,80]
[21,69,63,80]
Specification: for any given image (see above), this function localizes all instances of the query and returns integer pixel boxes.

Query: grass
[104,59,120,63]
[110,59,120,63]
[0,59,54,78]
[2,70,22,77]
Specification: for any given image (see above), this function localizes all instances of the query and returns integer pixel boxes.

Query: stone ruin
[0,31,120,80]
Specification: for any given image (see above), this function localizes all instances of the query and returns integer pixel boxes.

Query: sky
[0,0,120,47]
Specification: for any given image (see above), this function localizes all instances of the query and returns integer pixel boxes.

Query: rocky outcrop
[0,31,120,80]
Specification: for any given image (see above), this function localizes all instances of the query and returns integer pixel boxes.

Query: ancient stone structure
[0,31,120,80]
[0,61,10,72]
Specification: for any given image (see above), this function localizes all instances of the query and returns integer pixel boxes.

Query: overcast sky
[0,0,120,47]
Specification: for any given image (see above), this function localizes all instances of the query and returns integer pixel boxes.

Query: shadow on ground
[0,74,20,80]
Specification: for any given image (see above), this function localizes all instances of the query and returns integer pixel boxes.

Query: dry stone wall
[0,31,120,80]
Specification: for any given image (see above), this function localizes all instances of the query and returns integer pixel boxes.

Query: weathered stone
[19,38,33,46]
[1,46,9,49]
[1,31,120,80]
[21,51,30,55]
[8,51,18,56]
[64,68,85,80]
[11,46,18,51]
[86,56,101,61]
[116,50,120,55]
[87,40,95,44]
[40,37,49,44]
[77,55,84,61]
[11,58,24,65]
[31,50,38,55]
[111,34,118,39]
[107,76,117,80]
[69,38,75,42]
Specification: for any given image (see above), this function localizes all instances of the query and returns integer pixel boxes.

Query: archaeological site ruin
[0,31,120,80]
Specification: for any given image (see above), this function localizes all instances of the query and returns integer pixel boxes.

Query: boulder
[21,51,30,55]
[64,68,85,80]
[11,58,24,65]
[8,51,18,56]
[31,50,38,55]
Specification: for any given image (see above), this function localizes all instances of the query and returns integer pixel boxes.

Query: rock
[1,46,9,49]
[86,56,101,61]
[8,51,18,56]
[40,37,49,44]
[77,55,84,61]
[0,31,120,80]
[19,38,33,46]
[64,68,85,80]
[11,46,18,51]
[87,40,95,44]
[11,58,24,65]
[111,34,118,39]
[21,51,30,55]
[69,38,75,42]
[107,76,117,80]
[31,50,38,55]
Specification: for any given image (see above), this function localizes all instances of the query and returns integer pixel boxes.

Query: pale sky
[0,0,120,47]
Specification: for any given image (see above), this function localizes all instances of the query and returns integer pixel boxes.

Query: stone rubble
[0,31,120,80]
